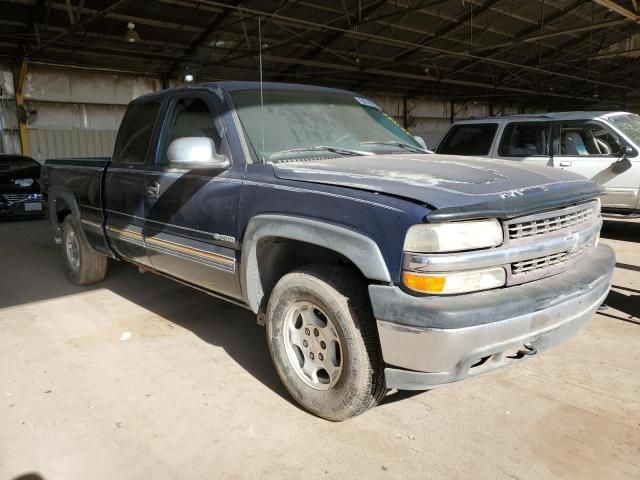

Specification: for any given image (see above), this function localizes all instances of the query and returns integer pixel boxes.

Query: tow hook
[509,343,538,359]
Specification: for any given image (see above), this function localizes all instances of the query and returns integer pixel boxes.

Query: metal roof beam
[390,0,501,64]
[168,0,243,75]
[24,0,133,57]
[441,0,588,78]
[592,0,640,22]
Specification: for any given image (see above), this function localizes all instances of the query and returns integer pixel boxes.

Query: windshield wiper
[360,140,429,153]
[267,145,373,161]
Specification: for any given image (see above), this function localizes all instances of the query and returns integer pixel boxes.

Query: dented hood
[273,154,603,219]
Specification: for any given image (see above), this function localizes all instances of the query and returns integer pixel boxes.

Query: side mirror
[167,137,229,170]
[612,145,633,174]
[413,135,428,151]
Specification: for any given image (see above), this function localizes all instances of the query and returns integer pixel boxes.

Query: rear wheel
[266,265,386,421]
[61,215,107,285]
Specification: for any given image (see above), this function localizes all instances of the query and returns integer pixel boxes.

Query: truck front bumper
[369,244,615,390]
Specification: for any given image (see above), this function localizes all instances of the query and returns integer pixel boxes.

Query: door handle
[559,161,572,167]
[146,182,160,198]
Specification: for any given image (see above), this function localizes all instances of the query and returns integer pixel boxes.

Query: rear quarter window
[436,124,498,156]
[112,100,162,165]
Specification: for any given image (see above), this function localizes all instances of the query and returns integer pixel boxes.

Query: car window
[437,124,497,155]
[499,122,550,157]
[157,96,223,165]
[113,100,162,165]
[557,122,622,157]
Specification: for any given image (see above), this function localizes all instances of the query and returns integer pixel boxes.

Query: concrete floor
[1,218,638,480]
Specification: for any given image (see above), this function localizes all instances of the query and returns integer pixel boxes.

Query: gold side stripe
[81,219,101,230]
[107,225,143,240]
[145,236,235,266]
[105,226,234,266]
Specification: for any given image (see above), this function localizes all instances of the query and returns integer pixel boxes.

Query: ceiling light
[184,73,194,82]
[125,22,140,43]
[209,39,236,48]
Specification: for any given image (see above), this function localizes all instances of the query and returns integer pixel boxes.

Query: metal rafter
[24,0,132,57]
[388,0,501,66]
[592,0,640,22]
[168,0,243,75]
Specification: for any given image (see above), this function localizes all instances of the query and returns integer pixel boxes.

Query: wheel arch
[240,215,391,314]
[47,186,83,245]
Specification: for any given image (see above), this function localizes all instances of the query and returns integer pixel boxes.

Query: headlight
[402,267,506,295]
[403,219,503,253]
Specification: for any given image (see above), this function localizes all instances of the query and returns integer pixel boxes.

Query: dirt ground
[1,218,638,480]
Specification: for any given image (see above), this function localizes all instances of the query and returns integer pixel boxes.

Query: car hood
[273,154,603,219]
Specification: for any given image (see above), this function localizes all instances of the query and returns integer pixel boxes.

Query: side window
[499,123,550,157]
[437,124,497,155]
[158,96,224,165]
[113,100,161,165]
[558,122,622,157]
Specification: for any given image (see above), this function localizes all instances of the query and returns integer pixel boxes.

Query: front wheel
[61,215,107,285]
[266,265,386,421]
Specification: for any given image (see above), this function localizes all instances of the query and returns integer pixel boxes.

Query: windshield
[230,89,423,161]
[606,113,640,147]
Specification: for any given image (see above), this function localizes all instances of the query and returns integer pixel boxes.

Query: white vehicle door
[551,120,639,211]
[496,121,553,167]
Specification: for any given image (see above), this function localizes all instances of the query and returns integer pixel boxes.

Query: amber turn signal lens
[402,267,506,295]
[402,272,446,293]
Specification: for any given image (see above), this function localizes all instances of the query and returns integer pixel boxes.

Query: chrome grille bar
[506,202,596,240]
[511,244,588,275]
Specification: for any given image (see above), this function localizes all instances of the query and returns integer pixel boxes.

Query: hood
[273,154,603,220]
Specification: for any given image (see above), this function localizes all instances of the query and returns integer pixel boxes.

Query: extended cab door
[104,96,163,265]
[142,90,243,300]
[496,121,553,166]
[551,120,639,211]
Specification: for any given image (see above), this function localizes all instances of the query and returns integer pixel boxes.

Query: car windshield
[230,89,424,162]
[606,113,640,146]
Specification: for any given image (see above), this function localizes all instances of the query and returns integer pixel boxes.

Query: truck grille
[511,243,589,276]
[507,202,595,240]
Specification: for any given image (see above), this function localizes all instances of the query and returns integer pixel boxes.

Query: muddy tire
[61,215,107,285]
[266,264,386,421]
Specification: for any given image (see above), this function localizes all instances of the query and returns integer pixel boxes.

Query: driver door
[552,121,639,211]
[141,90,243,300]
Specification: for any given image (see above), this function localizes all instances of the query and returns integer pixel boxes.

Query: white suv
[436,111,639,215]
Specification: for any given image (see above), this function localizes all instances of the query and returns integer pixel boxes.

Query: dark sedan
[0,154,43,219]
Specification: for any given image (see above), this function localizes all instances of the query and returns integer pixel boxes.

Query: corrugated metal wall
[0,64,547,160]
[0,65,159,162]
[28,129,117,160]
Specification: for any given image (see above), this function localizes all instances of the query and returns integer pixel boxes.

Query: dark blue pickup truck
[42,82,615,421]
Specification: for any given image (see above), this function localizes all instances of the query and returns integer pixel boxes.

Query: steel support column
[13,58,29,156]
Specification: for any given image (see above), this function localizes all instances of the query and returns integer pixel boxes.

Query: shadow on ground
[0,219,299,409]
[601,285,640,326]
[601,218,640,242]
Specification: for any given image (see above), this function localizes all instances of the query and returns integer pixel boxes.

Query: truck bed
[41,157,111,253]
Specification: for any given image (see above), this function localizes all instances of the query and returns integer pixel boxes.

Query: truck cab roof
[134,81,359,102]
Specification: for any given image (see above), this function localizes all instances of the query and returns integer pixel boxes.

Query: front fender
[240,214,391,313]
